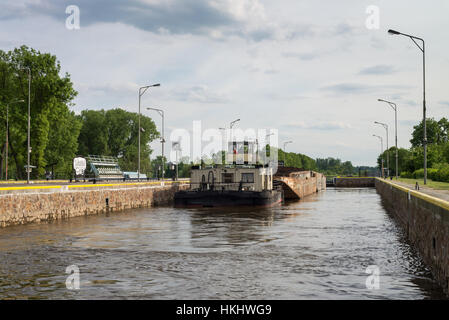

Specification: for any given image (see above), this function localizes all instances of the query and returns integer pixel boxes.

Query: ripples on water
[0,188,446,299]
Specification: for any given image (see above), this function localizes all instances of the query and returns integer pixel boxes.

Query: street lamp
[138,83,160,181]
[266,132,274,146]
[283,141,292,164]
[374,121,389,177]
[378,99,398,180]
[20,67,31,184]
[172,141,181,181]
[219,127,227,164]
[229,119,240,143]
[4,99,24,180]
[230,119,240,129]
[147,107,165,182]
[373,134,384,177]
[388,28,426,184]
[263,133,275,165]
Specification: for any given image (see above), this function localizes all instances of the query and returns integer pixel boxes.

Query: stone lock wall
[375,178,449,294]
[0,183,188,228]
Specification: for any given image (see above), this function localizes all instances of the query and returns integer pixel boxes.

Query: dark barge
[174,189,282,208]
[174,141,283,208]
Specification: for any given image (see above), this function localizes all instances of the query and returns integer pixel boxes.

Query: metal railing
[189,181,267,192]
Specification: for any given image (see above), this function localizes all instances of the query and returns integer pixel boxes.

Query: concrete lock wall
[334,177,375,187]
[375,178,449,294]
[0,183,188,228]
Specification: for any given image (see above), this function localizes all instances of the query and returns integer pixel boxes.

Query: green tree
[45,106,82,178]
[77,108,159,175]
[438,118,449,142]
[150,155,166,179]
[378,147,412,176]
[341,161,354,175]
[276,148,316,170]
[0,45,78,179]
[410,118,445,147]
[77,110,108,156]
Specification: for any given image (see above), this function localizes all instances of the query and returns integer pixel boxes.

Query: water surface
[0,188,445,299]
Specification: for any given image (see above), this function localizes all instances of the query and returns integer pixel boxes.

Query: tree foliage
[77,108,159,175]
[0,45,79,179]
[317,157,377,176]
[390,117,449,182]
[277,148,317,170]
[410,117,449,147]
[0,46,162,179]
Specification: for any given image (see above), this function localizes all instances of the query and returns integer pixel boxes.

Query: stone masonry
[0,183,188,228]
[375,178,449,295]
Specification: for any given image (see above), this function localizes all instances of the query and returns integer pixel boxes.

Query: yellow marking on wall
[335,177,376,179]
[376,178,449,212]
[0,185,61,191]
[0,180,189,191]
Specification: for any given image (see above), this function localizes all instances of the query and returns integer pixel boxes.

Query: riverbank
[375,178,449,295]
[0,181,189,228]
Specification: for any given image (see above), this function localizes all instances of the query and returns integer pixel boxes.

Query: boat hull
[174,190,283,208]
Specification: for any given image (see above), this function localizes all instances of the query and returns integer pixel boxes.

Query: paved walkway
[387,179,449,202]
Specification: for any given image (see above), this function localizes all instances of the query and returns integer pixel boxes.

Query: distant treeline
[315,157,377,177]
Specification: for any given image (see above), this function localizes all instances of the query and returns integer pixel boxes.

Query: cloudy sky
[1,0,448,166]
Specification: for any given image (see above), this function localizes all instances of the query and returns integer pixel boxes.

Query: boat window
[238,142,244,154]
[208,171,214,183]
[222,173,234,183]
[241,173,254,183]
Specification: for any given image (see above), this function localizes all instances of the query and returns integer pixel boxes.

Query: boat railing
[190,181,258,192]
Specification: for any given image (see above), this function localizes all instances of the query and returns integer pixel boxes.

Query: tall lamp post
[172,141,181,181]
[138,83,160,181]
[265,132,274,165]
[229,119,240,165]
[374,121,389,177]
[5,99,24,180]
[230,119,240,142]
[388,28,426,184]
[283,141,292,164]
[373,134,384,177]
[378,99,398,180]
[266,133,274,148]
[219,127,227,164]
[147,107,165,182]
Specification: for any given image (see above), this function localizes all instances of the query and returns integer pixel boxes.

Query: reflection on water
[0,188,446,299]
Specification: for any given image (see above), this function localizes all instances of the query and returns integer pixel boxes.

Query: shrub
[427,168,439,180]
[410,164,449,183]
[400,171,413,178]
[412,168,424,179]
[434,164,449,183]
[412,167,446,181]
